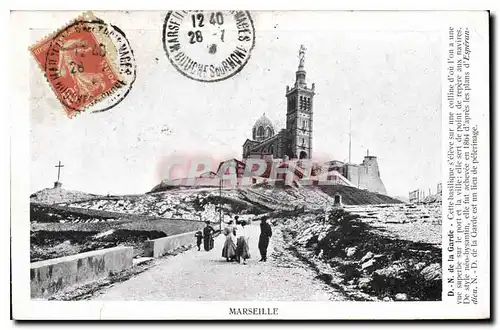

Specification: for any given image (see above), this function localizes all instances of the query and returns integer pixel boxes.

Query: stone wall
[31,246,133,299]
[144,225,221,257]
[144,231,196,257]
[345,156,387,195]
[357,156,387,195]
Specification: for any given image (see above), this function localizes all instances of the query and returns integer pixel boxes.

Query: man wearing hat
[203,221,215,251]
[258,218,272,261]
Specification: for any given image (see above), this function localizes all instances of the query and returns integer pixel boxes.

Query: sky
[30,11,442,197]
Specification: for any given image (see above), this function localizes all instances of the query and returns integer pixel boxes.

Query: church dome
[252,113,275,141]
[253,113,273,130]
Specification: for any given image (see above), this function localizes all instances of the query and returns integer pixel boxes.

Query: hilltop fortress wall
[354,156,387,195]
[327,155,387,195]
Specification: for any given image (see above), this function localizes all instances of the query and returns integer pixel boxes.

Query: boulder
[415,262,426,271]
[420,263,442,281]
[360,251,374,263]
[374,264,406,280]
[316,273,333,283]
[361,259,380,272]
[338,262,361,280]
[394,293,409,301]
[385,213,407,224]
[317,229,329,242]
[357,277,372,290]
[346,247,358,258]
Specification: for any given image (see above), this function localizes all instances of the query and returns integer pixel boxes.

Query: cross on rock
[55,160,64,182]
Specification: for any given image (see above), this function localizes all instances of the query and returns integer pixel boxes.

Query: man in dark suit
[258,218,272,262]
[203,221,215,251]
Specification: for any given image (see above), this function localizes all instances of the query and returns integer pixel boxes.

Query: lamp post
[219,175,222,231]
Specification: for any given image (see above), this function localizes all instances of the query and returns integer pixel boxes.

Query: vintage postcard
[10,10,490,320]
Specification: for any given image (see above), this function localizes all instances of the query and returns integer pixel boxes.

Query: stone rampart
[31,246,133,299]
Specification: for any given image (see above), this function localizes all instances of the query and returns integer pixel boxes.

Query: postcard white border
[9,8,491,320]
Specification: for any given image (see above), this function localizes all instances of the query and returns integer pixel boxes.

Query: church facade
[240,46,388,195]
[242,45,314,160]
[154,47,388,196]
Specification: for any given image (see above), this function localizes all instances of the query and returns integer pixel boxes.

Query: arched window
[266,127,273,138]
[257,126,264,137]
[252,127,256,140]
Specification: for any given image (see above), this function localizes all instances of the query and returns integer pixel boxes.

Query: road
[93,222,344,301]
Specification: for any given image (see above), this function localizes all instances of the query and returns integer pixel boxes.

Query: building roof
[242,138,259,147]
[253,113,274,130]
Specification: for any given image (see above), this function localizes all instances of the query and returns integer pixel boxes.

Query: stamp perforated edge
[29,12,130,118]
[29,11,98,119]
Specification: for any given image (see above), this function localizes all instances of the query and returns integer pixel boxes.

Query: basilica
[240,46,388,195]
[154,47,388,195]
[242,45,314,160]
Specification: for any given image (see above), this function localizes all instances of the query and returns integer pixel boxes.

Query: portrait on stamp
[29,12,136,117]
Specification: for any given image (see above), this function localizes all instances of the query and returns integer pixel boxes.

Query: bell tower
[285,45,315,159]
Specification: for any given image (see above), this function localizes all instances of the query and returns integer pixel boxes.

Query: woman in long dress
[236,220,251,264]
[222,221,237,261]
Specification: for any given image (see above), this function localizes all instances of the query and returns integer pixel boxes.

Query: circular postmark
[44,20,136,115]
[162,11,255,82]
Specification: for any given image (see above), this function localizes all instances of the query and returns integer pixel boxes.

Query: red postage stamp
[30,12,136,118]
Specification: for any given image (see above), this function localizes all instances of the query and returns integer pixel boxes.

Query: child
[194,230,203,251]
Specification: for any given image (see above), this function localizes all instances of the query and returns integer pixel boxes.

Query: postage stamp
[162,10,255,82]
[29,12,136,118]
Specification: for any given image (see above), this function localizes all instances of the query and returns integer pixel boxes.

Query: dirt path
[92,222,345,301]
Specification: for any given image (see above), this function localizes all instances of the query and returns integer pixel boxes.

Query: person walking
[258,218,272,262]
[222,220,237,261]
[194,230,203,251]
[236,219,251,265]
[203,221,215,251]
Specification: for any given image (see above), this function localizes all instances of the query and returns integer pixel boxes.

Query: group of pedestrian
[221,215,273,264]
[221,216,251,264]
[195,216,273,264]
[195,221,215,252]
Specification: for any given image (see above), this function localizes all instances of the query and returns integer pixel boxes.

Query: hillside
[30,202,214,262]
[316,185,403,205]
[30,184,404,263]
[30,187,101,205]
[31,183,403,220]
[277,202,442,301]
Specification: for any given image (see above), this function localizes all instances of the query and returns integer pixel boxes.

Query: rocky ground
[274,203,442,301]
[30,185,338,262]
[32,183,442,301]
[52,202,441,302]
[31,185,422,288]
[30,188,100,204]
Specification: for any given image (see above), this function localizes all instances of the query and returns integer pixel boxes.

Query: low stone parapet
[31,246,133,299]
[144,224,221,258]
[144,231,197,257]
